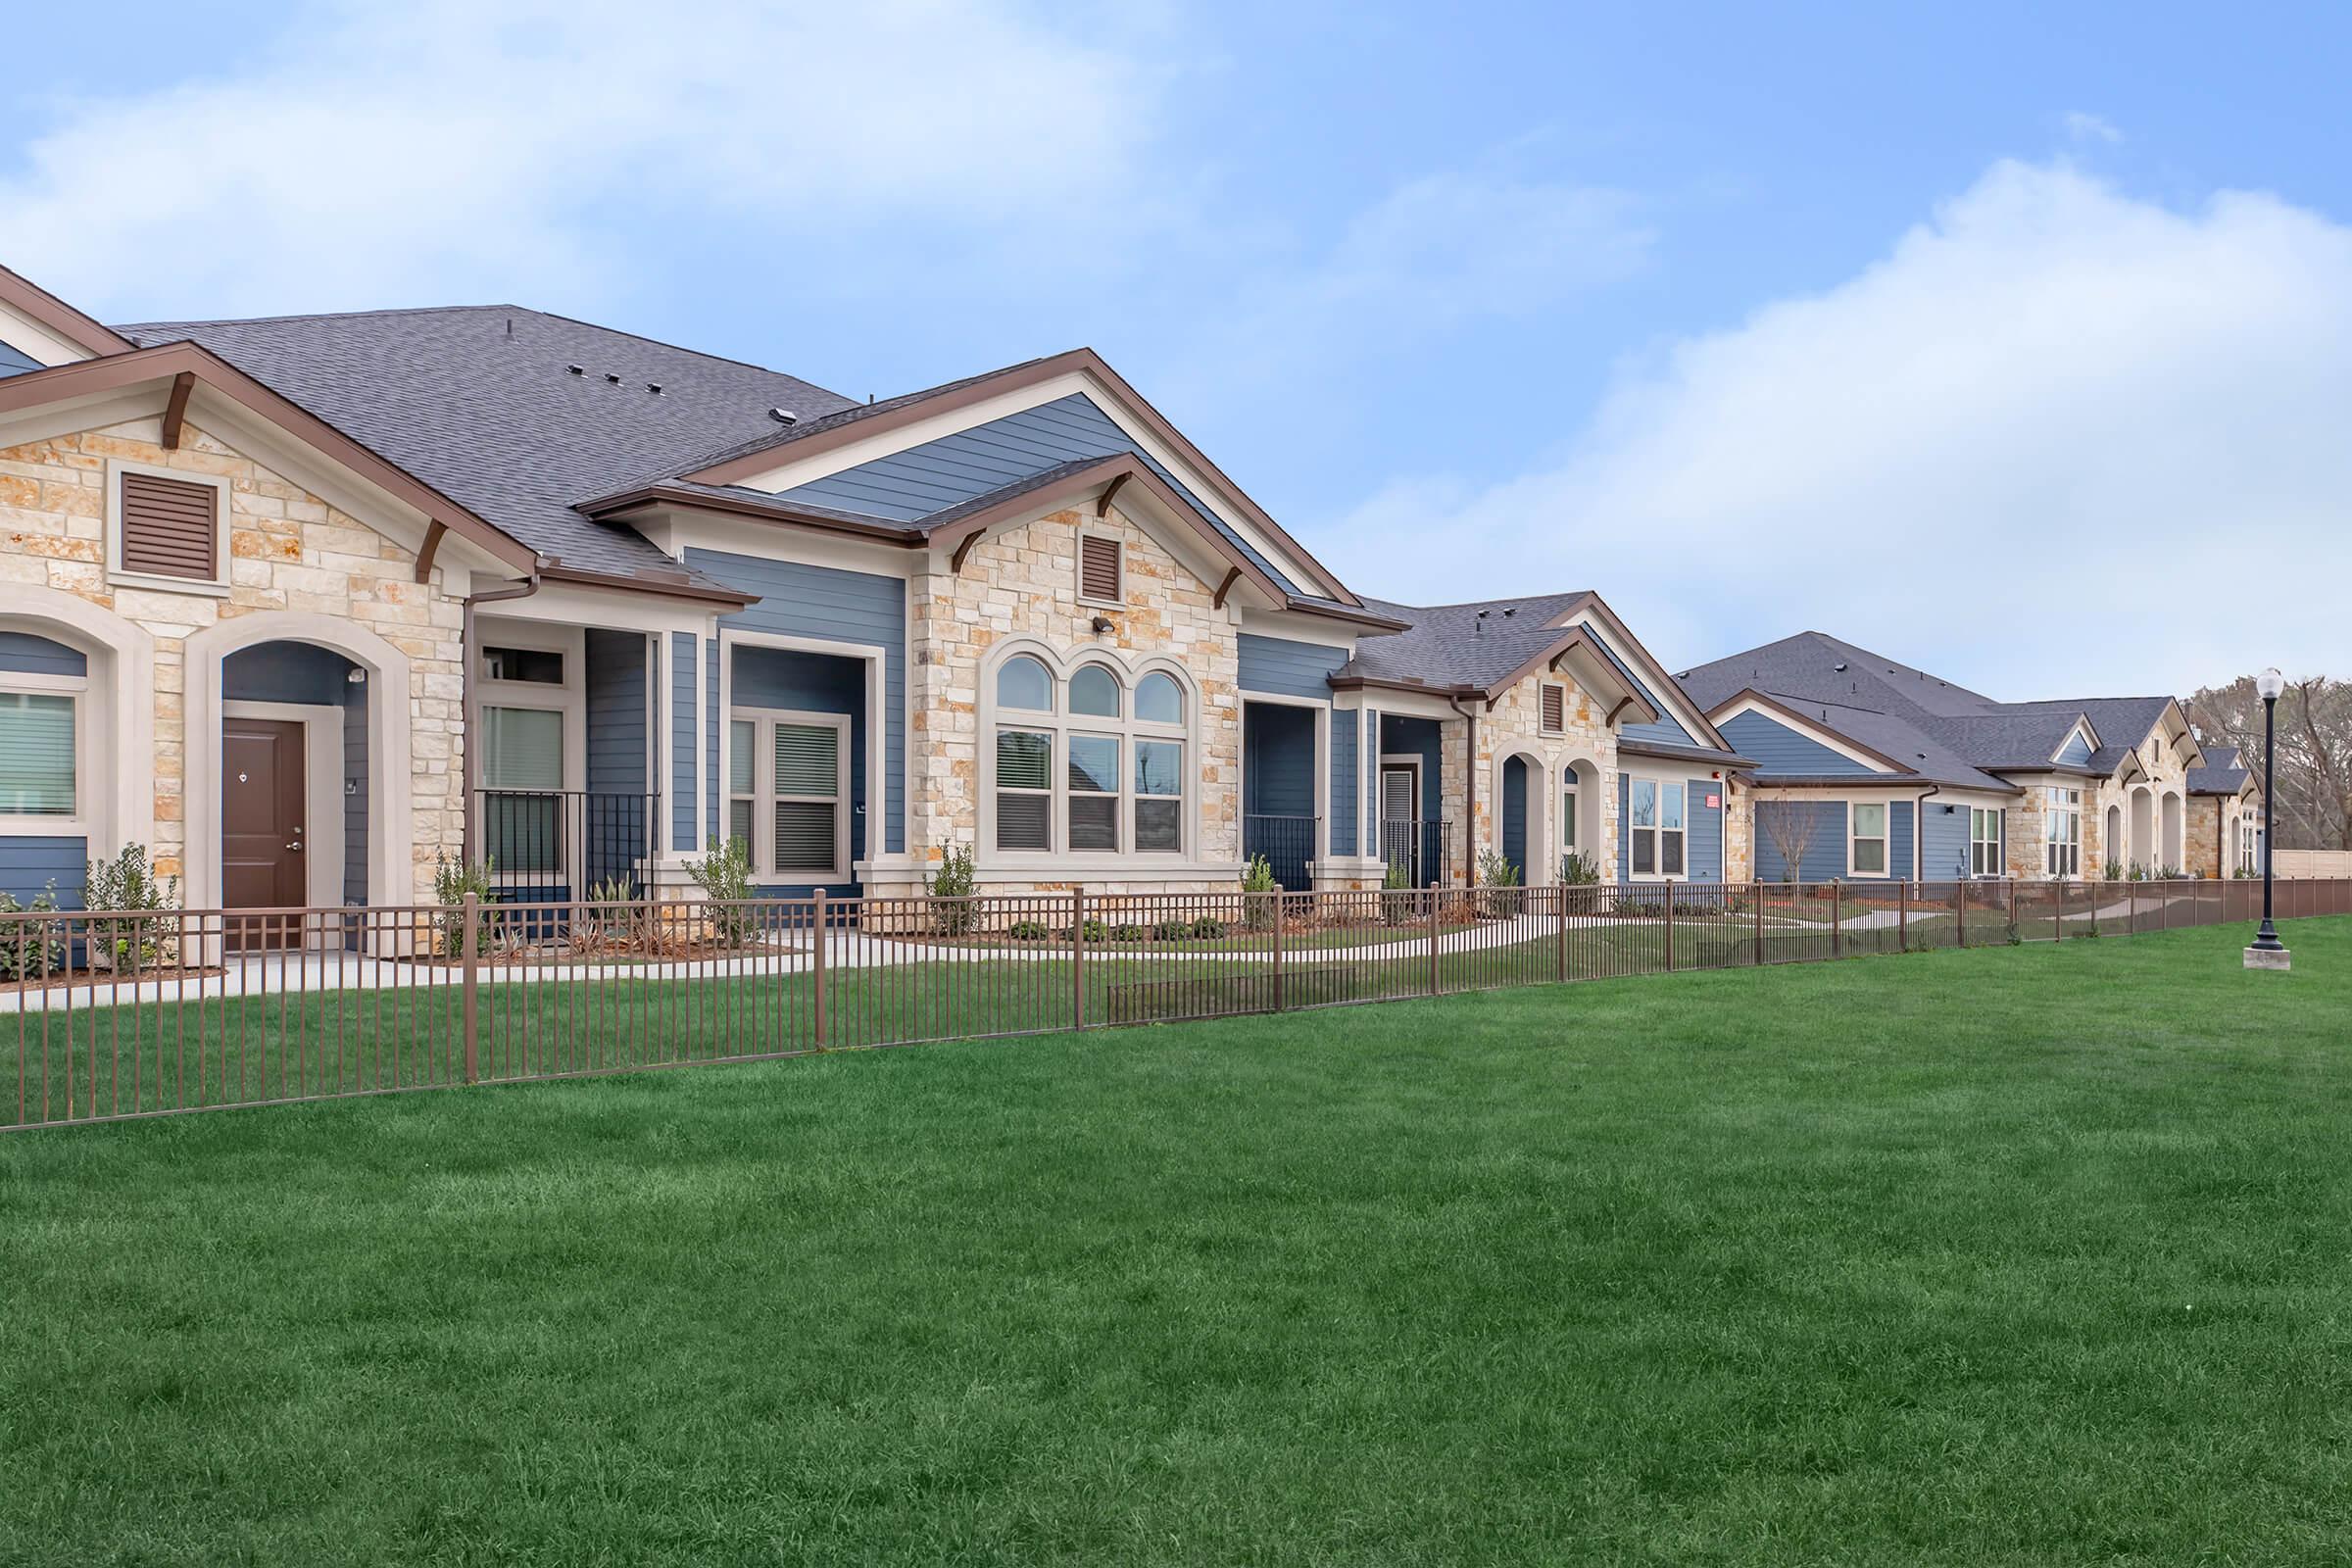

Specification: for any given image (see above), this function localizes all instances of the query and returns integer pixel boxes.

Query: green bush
[1242,855,1278,931]
[685,836,756,948]
[928,844,977,935]
[81,843,180,970]
[1190,916,1227,940]
[1110,922,1144,943]
[1007,919,1050,942]
[1475,850,1523,918]
[0,883,62,981]
[1152,917,1193,942]
[431,854,497,957]
[1381,858,1416,926]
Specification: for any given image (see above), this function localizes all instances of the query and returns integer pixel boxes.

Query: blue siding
[222,641,353,706]
[773,392,1303,596]
[0,632,84,676]
[1686,777,1723,882]
[1379,715,1444,821]
[585,629,648,799]
[1718,710,1879,777]
[1889,800,1915,881]
[1500,757,1530,876]
[1328,709,1357,856]
[2057,729,2093,767]
[1617,773,1630,872]
[1921,800,1972,879]
[343,682,368,905]
[706,639,719,857]
[732,645,868,896]
[0,836,85,907]
[1755,800,1848,882]
[1238,633,1346,700]
[669,632,698,851]
[685,550,906,858]
[1584,624,1698,750]
[0,341,39,379]
[1244,704,1316,817]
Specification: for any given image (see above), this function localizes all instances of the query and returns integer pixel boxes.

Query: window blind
[0,692,74,815]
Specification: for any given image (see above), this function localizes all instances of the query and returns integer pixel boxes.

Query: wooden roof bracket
[1094,470,1132,517]
[1211,565,1244,610]
[1605,696,1638,726]
[160,371,194,450]
[949,526,991,574]
[414,517,448,584]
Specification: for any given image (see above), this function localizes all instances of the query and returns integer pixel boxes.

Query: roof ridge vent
[768,408,798,425]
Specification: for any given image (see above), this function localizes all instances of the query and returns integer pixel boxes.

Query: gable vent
[119,471,218,581]
[1079,535,1123,603]
[1541,684,1565,735]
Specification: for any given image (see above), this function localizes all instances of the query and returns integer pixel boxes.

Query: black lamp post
[2247,666,2289,967]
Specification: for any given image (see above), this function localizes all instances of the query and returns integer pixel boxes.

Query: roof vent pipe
[768,408,798,425]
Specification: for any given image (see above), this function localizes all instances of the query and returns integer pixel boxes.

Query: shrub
[431,853,497,957]
[577,875,648,954]
[82,843,180,971]
[1007,919,1050,942]
[0,883,62,981]
[1111,922,1144,943]
[928,844,977,936]
[1078,918,1108,944]
[1190,916,1227,940]
[1242,855,1278,931]
[1152,917,1193,942]
[2103,858,2126,882]
[2155,864,2185,881]
[685,835,756,949]
[1380,858,1416,926]
[1475,850,1523,918]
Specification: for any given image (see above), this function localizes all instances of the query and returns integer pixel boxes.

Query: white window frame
[1970,807,2003,878]
[2043,786,2082,879]
[730,706,852,882]
[1627,775,1688,882]
[475,621,585,888]
[0,671,90,836]
[1848,801,1889,878]
[105,458,233,598]
[979,643,1200,872]
[1075,530,1125,608]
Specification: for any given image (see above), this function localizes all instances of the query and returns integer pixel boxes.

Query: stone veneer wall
[1440,672,1620,884]
[1722,778,1753,882]
[904,500,1243,894]
[0,417,465,895]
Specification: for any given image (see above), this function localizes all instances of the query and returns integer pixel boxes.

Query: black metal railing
[476,790,659,897]
[1380,818,1453,887]
[1243,814,1319,891]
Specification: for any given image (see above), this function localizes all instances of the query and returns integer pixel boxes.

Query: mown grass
[5,918,2350,1565]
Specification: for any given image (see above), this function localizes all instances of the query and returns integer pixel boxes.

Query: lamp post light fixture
[2245,666,2291,971]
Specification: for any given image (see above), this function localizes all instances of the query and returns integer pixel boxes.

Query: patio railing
[1242,814,1319,891]
[1380,817,1453,887]
[4,875,2345,1131]
[475,789,660,897]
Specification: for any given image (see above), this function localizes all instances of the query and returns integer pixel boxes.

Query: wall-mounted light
[345,668,366,685]
[1090,615,1114,636]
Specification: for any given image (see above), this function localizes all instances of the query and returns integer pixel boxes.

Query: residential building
[2185,746,2264,878]
[1678,632,2228,883]
[0,263,1743,933]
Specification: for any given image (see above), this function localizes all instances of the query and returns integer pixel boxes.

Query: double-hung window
[729,710,851,880]
[1970,808,2002,877]
[989,654,1188,858]
[2043,787,2082,878]
[1850,803,1888,876]
[1629,778,1686,878]
[0,687,78,822]
[479,705,564,875]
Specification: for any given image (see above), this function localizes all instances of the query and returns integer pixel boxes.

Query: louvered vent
[1541,684,1565,734]
[1079,535,1122,602]
[119,472,218,581]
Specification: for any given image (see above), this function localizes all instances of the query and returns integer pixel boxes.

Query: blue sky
[5,1,2347,694]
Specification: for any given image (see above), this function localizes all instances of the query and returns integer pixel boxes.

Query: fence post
[1752,881,1764,966]
[1663,886,1676,973]
[1957,882,1966,947]
[812,889,828,1047]
[1071,886,1086,1030]
[2055,878,2065,943]
[460,891,480,1084]
[1427,885,1441,996]
[2007,877,2018,941]
[1897,879,1908,952]
[1555,883,1567,983]
[2127,878,2135,937]
[1271,890,1286,1013]
[1830,879,1841,958]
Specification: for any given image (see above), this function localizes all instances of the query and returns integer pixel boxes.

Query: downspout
[1914,785,1939,880]
[461,564,546,865]
[1449,692,1479,886]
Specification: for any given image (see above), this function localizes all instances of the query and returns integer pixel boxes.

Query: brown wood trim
[1211,565,1244,611]
[1094,470,1131,518]
[1701,688,1916,774]
[413,518,447,584]
[0,264,137,359]
[682,346,1364,608]
[160,371,194,450]
[1575,592,1738,753]
[578,483,928,546]
[536,562,759,608]
[0,342,537,573]
[948,527,989,573]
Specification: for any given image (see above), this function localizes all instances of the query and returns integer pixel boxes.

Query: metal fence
[6,876,2345,1131]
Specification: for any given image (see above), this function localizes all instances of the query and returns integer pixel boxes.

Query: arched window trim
[978,639,1202,871]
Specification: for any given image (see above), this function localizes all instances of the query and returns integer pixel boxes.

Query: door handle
[285,842,305,853]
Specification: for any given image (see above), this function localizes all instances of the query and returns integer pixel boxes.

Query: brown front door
[221,718,307,951]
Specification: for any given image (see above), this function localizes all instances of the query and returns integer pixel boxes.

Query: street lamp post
[2245,666,2290,971]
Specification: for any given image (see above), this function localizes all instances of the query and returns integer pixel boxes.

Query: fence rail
[7,876,2345,1131]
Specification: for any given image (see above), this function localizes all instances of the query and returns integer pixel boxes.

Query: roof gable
[1713,695,1905,776]
[0,265,136,366]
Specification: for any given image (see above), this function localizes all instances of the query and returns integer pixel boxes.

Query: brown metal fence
[6,877,2346,1131]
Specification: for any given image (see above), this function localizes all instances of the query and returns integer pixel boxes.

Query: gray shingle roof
[1341,593,1594,690]
[113,306,859,581]
[1678,631,2185,791]
[2188,746,2252,795]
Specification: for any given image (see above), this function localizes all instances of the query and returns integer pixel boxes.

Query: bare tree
[1760,803,1820,882]
[2189,673,2352,851]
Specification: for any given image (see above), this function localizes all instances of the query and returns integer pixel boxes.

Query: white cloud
[0,0,1159,318]
[2063,111,2124,146]
[1325,160,2352,695]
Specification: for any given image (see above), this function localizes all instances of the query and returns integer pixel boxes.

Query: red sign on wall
[1705,793,1721,809]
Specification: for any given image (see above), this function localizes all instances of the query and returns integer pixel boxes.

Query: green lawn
[6,919,2350,1565]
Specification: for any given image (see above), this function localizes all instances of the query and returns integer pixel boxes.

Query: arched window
[1069,663,1121,718]
[988,653,1191,858]
[998,655,1052,711]
[1560,769,1578,854]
